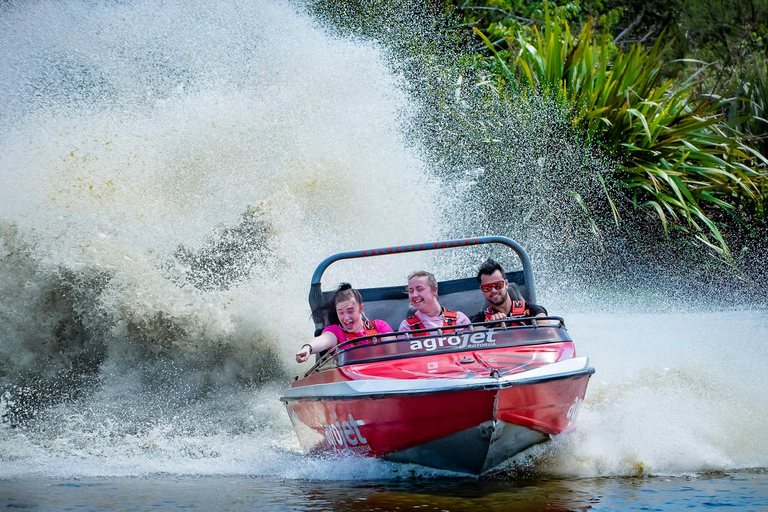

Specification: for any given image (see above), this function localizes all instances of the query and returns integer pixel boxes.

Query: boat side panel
[284,389,496,457]
[289,367,352,388]
[291,342,576,389]
[495,373,591,435]
[284,369,591,459]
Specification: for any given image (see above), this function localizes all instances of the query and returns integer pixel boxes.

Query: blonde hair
[407,270,437,289]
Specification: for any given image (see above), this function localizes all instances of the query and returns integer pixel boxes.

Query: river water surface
[4,471,768,511]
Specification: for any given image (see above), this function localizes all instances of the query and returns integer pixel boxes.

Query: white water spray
[0,0,444,378]
[0,0,448,478]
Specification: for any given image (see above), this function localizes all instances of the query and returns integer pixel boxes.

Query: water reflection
[291,478,598,511]
[3,471,768,511]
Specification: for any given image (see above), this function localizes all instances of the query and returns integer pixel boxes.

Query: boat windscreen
[308,322,572,371]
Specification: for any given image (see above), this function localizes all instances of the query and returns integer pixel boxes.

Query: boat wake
[2,311,766,480]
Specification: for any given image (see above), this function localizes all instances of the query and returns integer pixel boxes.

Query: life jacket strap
[406,308,458,337]
[484,300,527,323]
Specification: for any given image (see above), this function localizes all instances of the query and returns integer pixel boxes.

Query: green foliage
[727,62,768,226]
[729,60,768,168]
[451,0,768,147]
[449,0,588,45]
[473,6,767,260]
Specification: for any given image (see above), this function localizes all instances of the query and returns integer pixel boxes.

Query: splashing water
[0,0,447,477]
[0,0,443,386]
[1,0,767,481]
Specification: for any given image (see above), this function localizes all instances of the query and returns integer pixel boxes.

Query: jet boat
[281,236,593,475]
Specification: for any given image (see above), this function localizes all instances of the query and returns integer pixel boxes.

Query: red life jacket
[484,300,527,323]
[405,308,458,337]
[342,319,379,340]
[341,319,380,348]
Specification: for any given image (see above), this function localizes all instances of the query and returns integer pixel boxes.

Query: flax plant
[475,8,767,261]
[729,62,768,175]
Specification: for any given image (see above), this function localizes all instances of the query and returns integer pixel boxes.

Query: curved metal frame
[308,236,537,325]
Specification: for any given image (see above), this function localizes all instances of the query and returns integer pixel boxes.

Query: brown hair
[477,258,505,282]
[317,283,363,327]
[333,282,363,306]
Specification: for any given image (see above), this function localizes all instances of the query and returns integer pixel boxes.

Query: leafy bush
[473,7,767,261]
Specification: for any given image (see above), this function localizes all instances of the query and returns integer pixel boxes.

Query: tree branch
[614,7,646,45]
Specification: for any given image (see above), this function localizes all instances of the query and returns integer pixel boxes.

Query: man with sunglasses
[470,258,549,325]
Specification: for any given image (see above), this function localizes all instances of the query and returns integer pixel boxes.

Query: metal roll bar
[308,236,537,323]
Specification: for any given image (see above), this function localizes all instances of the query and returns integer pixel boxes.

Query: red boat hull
[283,338,592,474]
[290,237,594,474]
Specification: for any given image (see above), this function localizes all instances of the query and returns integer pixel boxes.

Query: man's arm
[528,304,559,326]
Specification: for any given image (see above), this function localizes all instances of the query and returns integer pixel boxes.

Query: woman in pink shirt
[295,283,393,363]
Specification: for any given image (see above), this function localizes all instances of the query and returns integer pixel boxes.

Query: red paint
[285,337,590,462]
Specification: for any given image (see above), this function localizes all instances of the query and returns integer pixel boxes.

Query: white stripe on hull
[282,356,591,400]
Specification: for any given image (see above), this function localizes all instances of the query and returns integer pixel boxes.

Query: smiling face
[480,270,509,307]
[407,275,440,315]
[335,299,364,333]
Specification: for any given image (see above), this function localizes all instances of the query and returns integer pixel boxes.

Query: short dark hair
[476,258,505,282]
